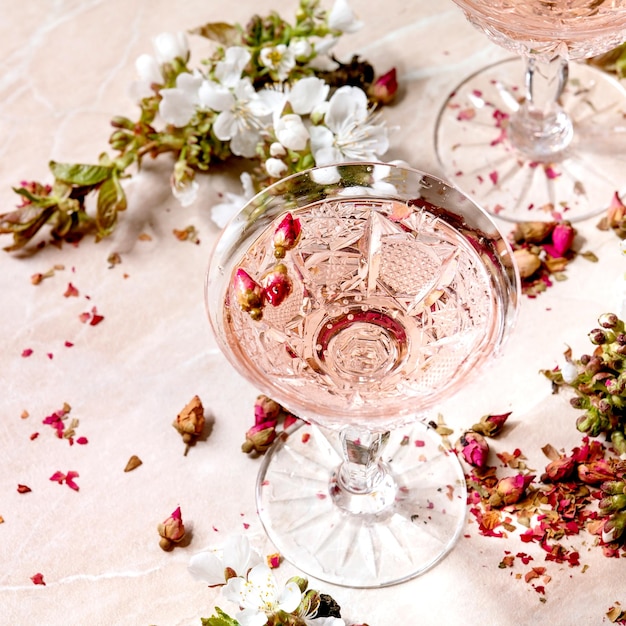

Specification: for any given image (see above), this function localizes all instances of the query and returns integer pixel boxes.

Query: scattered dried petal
[30,573,46,586]
[124,455,143,472]
[17,484,31,493]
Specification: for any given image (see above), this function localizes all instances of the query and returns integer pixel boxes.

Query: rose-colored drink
[221,198,503,429]
[453,0,626,58]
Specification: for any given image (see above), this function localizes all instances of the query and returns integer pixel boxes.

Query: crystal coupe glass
[436,0,626,222]
[206,162,519,587]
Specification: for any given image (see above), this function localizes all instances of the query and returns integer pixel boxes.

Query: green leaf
[200,607,241,626]
[1,205,58,251]
[96,172,127,238]
[12,187,58,208]
[49,161,112,186]
[189,22,241,46]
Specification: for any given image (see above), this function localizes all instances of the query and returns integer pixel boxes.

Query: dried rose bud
[606,191,626,230]
[511,221,555,244]
[273,213,301,258]
[157,506,186,551]
[513,248,541,279]
[602,510,626,543]
[598,313,620,329]
[455,431,489,468]
[266,553,281,569]
[541,455,576,482]
[254,395,282,425]
[471,412,511,437]
[368,67,398,105]
[172,395,205,443]
[543,221,575,258]
[242,421,277,454]
[579,459,615,484]
[234,268,264,320]
[262,264,292,306]
[489,474,535,507]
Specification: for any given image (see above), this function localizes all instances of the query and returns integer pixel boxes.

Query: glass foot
[435,57,626,223]
[256,421,467,588]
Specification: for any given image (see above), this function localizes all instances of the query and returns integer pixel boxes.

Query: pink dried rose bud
[607,191,626,229]
[273,213,301,258]
[541,455,576,482]
[471,411,511,437]
[368,67,398,105]
[266,553,282,569]
[242,421,277,454]
[254,395,282,426]
[234,268,264,320]
[456,431,489,468]
[157,506,186,551]
[577,459,615,484]
[262,263,292,306]
[543,221,576,258]
[489,474,535,507]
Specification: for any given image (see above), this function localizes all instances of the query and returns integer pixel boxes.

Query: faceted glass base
[435,57,626,223]
[256,421,467,588]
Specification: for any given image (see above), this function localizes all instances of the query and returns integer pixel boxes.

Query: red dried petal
[49,471,66,484]
[65,471,79,491]
[17,484,31,493]
[21,348,33,357]
[76,436,88,445]
[30,573,46,586]
[63,283,79,297]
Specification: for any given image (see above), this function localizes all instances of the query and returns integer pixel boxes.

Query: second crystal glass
[206,162,519,587]
[436,0,626,223]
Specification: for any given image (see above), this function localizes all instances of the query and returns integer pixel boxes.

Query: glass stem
[331,427,397,515]
[507,55,574,161]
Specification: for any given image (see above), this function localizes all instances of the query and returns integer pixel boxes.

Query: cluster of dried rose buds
[234,213,301,321]
[542,313,626,451]
[157,506,186,551]
[242,394,300,454]
[509,220,577,296]
[172,395,205,455]
[458,413,539,508]
[455,412,511,469]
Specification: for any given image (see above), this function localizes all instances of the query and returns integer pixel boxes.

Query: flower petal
[288,77,330,115]
[188,550,227,585]
[159,88,196,127]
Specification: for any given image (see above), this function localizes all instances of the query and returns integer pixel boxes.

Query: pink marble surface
[1,1,625,624]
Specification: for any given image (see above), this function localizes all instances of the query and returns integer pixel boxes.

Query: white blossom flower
[211,172,255,228]
[159,71,203,127]
[152,32,189,64]
[208,78,272,157]
[188,534,262,586]
[287,77,330,116]
[328,0,363,33]
[289,38,313,62]
[130,32,189,100]
[215,47,252,88]
[222,564,302,626]
[259,44,296,81]
[309,86,389,165]
[269,142,287,157]
[274,114,309,151]
[265,158,288,178]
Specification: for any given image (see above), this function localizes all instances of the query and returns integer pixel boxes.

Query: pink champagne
[453,0,626,59]
[221,199,504,429]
